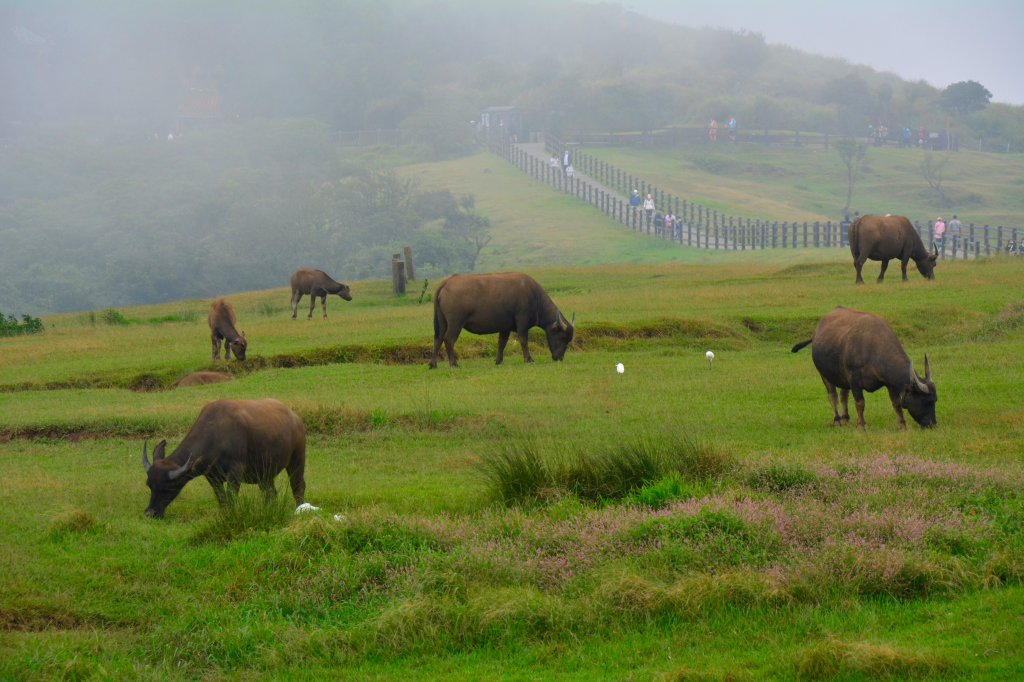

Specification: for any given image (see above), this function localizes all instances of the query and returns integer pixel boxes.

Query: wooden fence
[484,132,1019,258]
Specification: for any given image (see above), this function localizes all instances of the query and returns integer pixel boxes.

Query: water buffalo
[208,299,247,361]
[429,272,574,368]
[140,398,306,518]
[791,306,936,429]
[290,268,352,320]
[849,214,938,284]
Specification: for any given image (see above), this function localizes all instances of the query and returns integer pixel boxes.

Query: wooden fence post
[391,254,406,295]
[403,246,415,281]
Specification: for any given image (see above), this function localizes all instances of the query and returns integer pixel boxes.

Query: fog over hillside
[1,1,1022,315]
[624,0,1024,106]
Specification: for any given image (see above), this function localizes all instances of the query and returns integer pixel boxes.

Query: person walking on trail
[643,193,655,232]
[565,163,574,178]
[665,211,676,240]
[933,217,946,255]
[708,118,718,142]
[629,189,641,223]
[562,149,570,173]
[948,215,962,255]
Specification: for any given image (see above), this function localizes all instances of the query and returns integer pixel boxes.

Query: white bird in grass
[705,350,715,369]
[616,362,625,374]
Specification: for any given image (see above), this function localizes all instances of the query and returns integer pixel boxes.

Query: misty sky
[623,0,1024,106]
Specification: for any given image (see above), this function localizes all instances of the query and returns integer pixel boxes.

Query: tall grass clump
[794,637,953,680]
[189,492,296,544]
[477,433,732,504]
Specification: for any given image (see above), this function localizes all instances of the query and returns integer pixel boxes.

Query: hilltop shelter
[479,106,521,139]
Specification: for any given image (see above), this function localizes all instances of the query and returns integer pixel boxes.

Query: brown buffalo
[141,398,306,518]
[429,272,574,368]
[208,299,247,361]
[290,268,352,320]
[791,306,936,429]
[849,214,938,284]
[175,371,232,388]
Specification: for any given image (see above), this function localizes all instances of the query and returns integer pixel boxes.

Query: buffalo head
[918,245,938,280]
[546,312,575,361]
[902,356,937,428]
[141,440,195,518]
[337,284,353,302]
[229,333,247,361]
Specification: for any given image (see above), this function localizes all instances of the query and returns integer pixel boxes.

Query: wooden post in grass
[391,254,406,295]
[403,246,415,281]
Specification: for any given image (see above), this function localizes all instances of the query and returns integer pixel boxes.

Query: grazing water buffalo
[429,272,574,368]
[208,299,247,361]
[140,398,306,518]
[290,268,352,320]
[791,307,936,429]
[849,214,938,284]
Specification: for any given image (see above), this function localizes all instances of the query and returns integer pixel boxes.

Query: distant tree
[445,195,492,272]
[919,154,951,207]
[940,81,992,117]
[835,137,867,216]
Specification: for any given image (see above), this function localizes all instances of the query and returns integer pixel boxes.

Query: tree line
[0,120,489,314]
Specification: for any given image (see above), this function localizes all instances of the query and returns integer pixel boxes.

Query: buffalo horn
[932,244,939,258]
[570,312,576,328]
[924,354,932,381]
[167,455,194,481]
[910,363,930,394]
[141,441,151,472]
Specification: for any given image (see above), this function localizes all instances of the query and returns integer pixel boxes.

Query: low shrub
[477,433,733,505]
[0,312,44,337]
[189,492,295,545]
[794,636,953,680]
[748,462,817,494]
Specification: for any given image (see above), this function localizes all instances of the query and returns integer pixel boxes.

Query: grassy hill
[2,250,1023,678]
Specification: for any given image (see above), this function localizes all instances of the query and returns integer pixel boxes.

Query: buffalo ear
[142,440,151,472]
[153,440,168,461]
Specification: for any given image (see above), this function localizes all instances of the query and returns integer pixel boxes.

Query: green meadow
[2,246,1023,679]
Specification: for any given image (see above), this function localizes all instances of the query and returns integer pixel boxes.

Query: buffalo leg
[823,379,843,426]
[851,387,867,429]
[206,474,230,506]
[287,457,306,506]
[900,258,910,281]
[854,257,867,285]
[517,327,533,363]
[291,291,301,319]
[211,334,222,361]
[877,259,890,283]
[319,295,328,319]
[496,331,511,365]
[307,296,316,320]
[258,479,277,505]
[444,329,462,367]
[839,388,851,425]
[429,317,448,369]
[888,387,909,430]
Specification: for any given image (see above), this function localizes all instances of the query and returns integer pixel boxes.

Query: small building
[479,106,522,139]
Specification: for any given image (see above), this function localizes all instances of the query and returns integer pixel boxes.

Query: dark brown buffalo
[208,299,247,361]
[849,214,938,284]
[791,307,936,429]
[290,268,352,320]
[141,398,306,518]
[175,371,232,388]
[429,272,574,368]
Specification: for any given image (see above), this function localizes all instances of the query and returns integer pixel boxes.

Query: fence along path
[488,133,1018,259]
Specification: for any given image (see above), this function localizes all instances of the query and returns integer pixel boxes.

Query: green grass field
[2,240,1023,678]
[2,140,1023,680]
